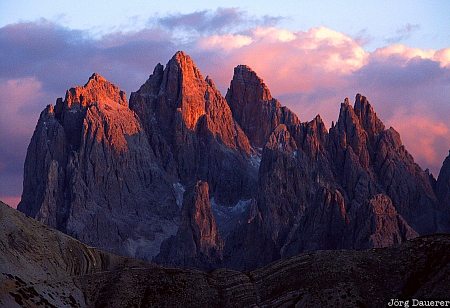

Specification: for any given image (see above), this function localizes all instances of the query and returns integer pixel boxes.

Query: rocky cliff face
[226,65,300,148]
[226,93,447,269]
[437,152,450,206]
[130,52,257,206]
[18,73,180,260]
[155,181,223,269]
[18,51,450,271]
[329,96,441,234]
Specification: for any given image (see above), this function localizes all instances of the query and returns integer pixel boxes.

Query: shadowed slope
[1,201,449,307]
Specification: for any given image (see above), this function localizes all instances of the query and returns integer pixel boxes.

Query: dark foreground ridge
[1,201,449,307]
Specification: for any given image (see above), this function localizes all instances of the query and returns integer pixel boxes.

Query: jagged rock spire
[155,181,223,269]
[354,93,385,139]
[226,64,299,148]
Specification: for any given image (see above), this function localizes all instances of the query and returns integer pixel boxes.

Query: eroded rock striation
[18,51,450,270]
[1,201,449,307]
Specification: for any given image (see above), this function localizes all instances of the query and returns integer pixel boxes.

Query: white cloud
[253,27,296,42]
[198,34,253,50]
[373,44,450,67]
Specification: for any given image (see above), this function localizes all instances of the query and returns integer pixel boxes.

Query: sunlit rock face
[18,73,180,260]
[19,51,450,270]
[130,51,256,207]
[226,65,300,148]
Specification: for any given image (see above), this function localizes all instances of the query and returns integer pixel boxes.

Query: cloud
[0,20,180,94]
[388,113,450,173]
[253,27,296,42]
[155,7,282,35]
[198,34,253,50]
[0,77,47,205]
[194,26,367,95]
[372,44,450,68]
[385,23,420,44]
[0,12,449,203]
[0,196,20,208]
[193,27,449,175]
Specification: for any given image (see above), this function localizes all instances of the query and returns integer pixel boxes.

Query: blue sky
[1,0,449,50]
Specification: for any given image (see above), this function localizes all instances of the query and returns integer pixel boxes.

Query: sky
[0,1,449,207]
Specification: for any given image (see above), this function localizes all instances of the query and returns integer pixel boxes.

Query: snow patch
[125,219,178,259]
[125,236,154,257]
[173,182,185,208]
[250,153,262,168]
[211,198,253,218]
[232,199,253,214]
[211,198,254,237]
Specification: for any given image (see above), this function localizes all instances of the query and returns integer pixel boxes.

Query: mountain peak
[18,53,450,274]
[169,51,202,76]
[129,52,254,206]
[266,124,297,153]
[230,64,273,101]
[205,75,215,87]
[313,114,324,124]
[173,50,190,61]
[337,94,385,136]
[334,95,370,167]
[353,93,385,138]
[65,73,127,109]
[87,72,107,84]
[226,65,299,147]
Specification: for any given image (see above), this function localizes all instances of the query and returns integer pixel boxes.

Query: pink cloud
[373,44,450,67]
[198,34,253,50]
[0,196,20,208]
[195,26,366,100]
[0,77,47,201]
[0,77,44,136]
[388,112,450,175]
[193,27,449,174]
[252,27,296,42]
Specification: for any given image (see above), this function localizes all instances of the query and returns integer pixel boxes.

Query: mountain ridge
[17,51,450,271]
[2,200,450,307]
